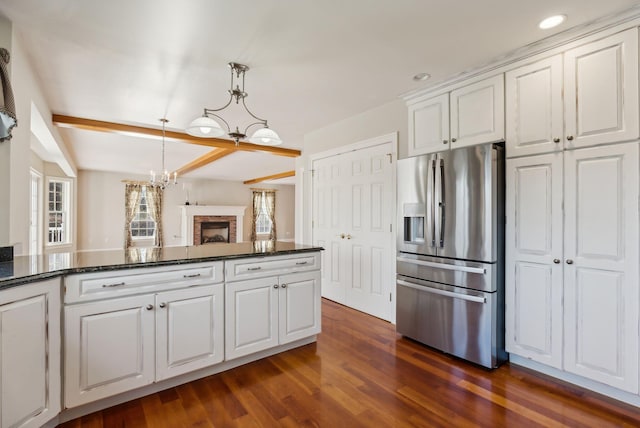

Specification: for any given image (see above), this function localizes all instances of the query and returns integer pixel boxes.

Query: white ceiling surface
[1,0,638,183]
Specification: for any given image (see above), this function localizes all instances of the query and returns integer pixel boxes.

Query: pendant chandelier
[186,62,282,146]
[149,118,177,190]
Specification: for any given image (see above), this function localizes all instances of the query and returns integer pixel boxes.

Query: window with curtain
[251,190,276,241]
[124,184,163,248]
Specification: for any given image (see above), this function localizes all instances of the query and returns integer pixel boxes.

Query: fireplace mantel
[180,205,246,246]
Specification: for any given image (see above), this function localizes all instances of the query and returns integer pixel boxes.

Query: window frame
[46,176,72,247]
[130,185,157,242]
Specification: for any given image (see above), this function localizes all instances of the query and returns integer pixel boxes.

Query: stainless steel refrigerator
[396,142,507,368]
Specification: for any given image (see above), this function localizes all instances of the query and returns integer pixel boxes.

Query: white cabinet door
[408,93,450,155]
[505,55,563,157]
[225,277,279,360]
[563,143,639,393]
[505,154,563,368]
[279,271,321,344]
[0,279,60,428]
[65,294,155,408]
[155,284,224,381]
[564,28,639,149]
[450,74,505,149]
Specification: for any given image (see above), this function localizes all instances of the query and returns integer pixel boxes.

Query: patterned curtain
[250,190,262,241]
[146,186,163,247]
[264,190,277,241]
[124,184,142,248]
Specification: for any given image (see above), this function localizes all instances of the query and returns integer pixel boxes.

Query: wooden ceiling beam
[52,114,301,158]
[175,148,235,176]
[243,170,295,185]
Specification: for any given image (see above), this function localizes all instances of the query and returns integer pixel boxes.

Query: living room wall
[77,169,295,251]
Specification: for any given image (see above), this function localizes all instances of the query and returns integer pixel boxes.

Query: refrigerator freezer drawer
[397,253,497,292]
[396,276,504,368]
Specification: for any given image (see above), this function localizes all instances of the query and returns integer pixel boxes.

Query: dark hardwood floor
[60,298,640,427]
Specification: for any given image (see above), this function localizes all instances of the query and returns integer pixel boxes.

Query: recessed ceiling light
[413,72,431,82]
[539,15,566,30]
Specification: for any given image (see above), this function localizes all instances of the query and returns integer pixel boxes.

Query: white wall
[77,170,295,251]
[296,98,407,244]
[0,21,77,254]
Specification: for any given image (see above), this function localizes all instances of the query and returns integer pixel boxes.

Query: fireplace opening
[201,221,230,244]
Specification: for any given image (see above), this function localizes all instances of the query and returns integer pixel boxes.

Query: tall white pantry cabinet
[505,27,640,394]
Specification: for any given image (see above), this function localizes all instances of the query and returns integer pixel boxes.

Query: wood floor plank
[61,298,640,427]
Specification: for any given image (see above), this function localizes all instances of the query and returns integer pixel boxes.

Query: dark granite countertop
[0,242,323,290]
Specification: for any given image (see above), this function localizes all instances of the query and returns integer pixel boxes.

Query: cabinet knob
[346,234,352,240]
[273,284,279,289]
[281,284,287,289]
[451,138,457,143]
[566,135,574,141]
[566,259,574,265]
[553,138,560,143]
[159,302,166,308]
[338,233,345,239]
[553,258,561,264]
[442,139,448,145]
[146,304,154,310]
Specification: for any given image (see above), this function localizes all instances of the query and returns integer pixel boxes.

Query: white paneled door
[312,139,395,321]
[563,143,639,393]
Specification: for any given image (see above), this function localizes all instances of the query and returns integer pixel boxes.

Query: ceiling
[1,0,638,184]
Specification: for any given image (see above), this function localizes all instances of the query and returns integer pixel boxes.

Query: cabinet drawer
[64,261,223,303]
[225,252,320,282]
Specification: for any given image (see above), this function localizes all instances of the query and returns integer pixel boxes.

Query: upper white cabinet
[450,74,505,149]
[408,93,450,155]
[407,74,504,155]
[505,55,564,157]
[506,28,639,157]
[564,29,639,149]
[0,279,61,428]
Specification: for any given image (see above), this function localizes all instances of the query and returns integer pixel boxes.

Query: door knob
[566,259,574,265]
[553,259,560,264]
[146,304,154,310]
[553,138,560,143]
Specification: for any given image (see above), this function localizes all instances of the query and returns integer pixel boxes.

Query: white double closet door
[312,137,395,322]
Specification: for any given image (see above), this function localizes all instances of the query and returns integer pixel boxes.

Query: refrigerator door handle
[439,158,445,247]
[397,279,486,303]
[396,256,486,274]
[430,157,436,247]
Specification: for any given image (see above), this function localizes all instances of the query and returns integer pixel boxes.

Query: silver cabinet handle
[338,233,345,239]
[273,284,279,289]
[567,135,574,141]
[281,284,287,289]
[183,273,201,278]
[247,267,262,271]
[442,139,448,145]
[553,138,560,143]
[346,234,352,240]
[146,304,154,310]
[159,302,166,308]
[295,261,308,265]
[451,138,457,142]
[553,259,561,264]
[397,279,486,303]
[102,281,125,288]
[566,259,574,265]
